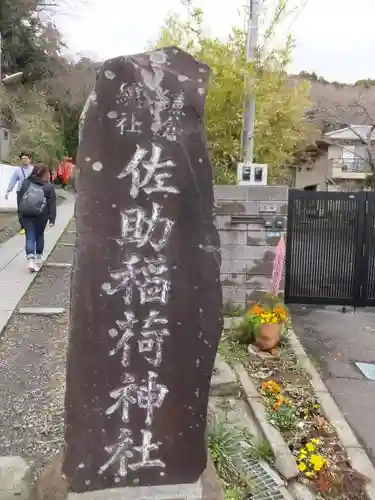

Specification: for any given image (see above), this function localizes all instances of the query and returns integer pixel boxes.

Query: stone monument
[63,47,223,498]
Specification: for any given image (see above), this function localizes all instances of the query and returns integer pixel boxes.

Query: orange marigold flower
[260,380,281,395]
[250,304,263,315]
[274,305,288,317]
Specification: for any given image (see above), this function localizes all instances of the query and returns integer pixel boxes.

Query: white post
[241,0,260,165]
[0,31,2,83]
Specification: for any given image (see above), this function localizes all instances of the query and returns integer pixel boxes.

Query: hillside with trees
[0,0,96,164]
[1,0,375,182]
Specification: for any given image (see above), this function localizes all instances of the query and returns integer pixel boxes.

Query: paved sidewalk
[0,193,74,337]
[290,304,375,465]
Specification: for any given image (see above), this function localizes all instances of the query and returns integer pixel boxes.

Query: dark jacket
[18,175,57,224]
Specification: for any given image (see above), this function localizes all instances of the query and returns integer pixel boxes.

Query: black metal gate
[285,190,375,307]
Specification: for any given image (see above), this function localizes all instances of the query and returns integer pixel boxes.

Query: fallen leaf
[315,470,332,494]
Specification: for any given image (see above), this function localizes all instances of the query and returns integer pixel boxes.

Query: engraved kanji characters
[106,373,137,423]
[117,144,179,199]
[138,310,169,367]
[102,254,141,305]
[108,309,170,368]
[138,256,170,305]
[108,311,138,367]
[118,202,174,252]
[117,83,145,107]
[116,113,142,135]
[98,428,164,478]
[129,430,165,471]
[105,371,168,426]
[137,371,169,426]
[161,92,184,142]
[102,255,170,306]
[98,428,133,477]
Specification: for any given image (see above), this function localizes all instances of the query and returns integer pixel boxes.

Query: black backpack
[19,182,47,217]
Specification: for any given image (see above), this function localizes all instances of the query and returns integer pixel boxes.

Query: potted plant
[248,302,288,351]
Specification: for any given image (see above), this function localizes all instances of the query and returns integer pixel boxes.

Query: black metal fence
[285,190,375,307]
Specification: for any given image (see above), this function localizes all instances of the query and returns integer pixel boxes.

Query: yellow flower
[306,443,316,452]
[311,438,320,445]
[305,471,313,478]
[298,462,307,472]
[309,454,326,472]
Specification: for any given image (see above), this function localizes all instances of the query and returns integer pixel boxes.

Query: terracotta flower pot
[256,323,281,351]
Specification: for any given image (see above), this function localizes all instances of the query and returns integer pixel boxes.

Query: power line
[286,0,309,32]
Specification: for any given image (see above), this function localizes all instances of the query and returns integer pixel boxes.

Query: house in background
[0,116,11,162]
[294,125,374,191]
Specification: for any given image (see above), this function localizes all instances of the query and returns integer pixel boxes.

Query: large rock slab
[63,47,223,493]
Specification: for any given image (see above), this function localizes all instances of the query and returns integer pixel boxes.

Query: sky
[55,0,375,84]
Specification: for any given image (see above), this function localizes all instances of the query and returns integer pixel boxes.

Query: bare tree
[295,77,375,189]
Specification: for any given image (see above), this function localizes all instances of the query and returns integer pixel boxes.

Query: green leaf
[152,1,311,183]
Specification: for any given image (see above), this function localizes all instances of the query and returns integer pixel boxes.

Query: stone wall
[214,186,288,309]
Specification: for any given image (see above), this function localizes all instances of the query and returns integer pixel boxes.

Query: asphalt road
[290,304,375,465]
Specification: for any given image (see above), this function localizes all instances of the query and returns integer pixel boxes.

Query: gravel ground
[20,266,72,309]
[0,224,75,481]
[47,245,74,265]
[0,212,21,244]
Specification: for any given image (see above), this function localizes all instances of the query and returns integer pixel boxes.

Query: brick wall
[214,186,288,309]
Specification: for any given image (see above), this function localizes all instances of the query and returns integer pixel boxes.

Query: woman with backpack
[18,164,57,272]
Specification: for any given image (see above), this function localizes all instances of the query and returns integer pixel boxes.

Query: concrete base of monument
[67,481,202,500]
[34,454,224,500]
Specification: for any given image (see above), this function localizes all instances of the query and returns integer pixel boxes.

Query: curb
[287,327,375,500]
[210,355,240,396]
[233,362,299,481]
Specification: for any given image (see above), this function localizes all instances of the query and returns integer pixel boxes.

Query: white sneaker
[36,255,44,266]
[28,259,38,273]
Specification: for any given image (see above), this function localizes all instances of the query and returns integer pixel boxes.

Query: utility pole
[0,31,2,83]
[241,0,260,165]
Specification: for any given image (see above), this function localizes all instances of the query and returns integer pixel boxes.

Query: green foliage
[354,79,375,88]
[55,104,81,160]
[230,314,259,345]
[153,1,311,183]
[207,417,255,497]
[222,300,244,318]
[1,87,66,164]
[208,417,275,498]
[248,439,274,464]
[222,483,245,500]
[0,0,64,83]
[208,417,243,484]
[267,402,297,431]
[218,333,248,365]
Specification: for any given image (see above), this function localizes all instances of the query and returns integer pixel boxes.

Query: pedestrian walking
[4,152,34,234]
[18,164,56,272]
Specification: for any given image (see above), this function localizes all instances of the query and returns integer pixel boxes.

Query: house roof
[324,125,375,141]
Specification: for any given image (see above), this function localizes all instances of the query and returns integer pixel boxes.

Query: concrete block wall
[214,186,288,310]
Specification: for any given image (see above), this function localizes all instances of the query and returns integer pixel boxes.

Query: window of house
[341,146,356,170]
[341,145,355,160]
